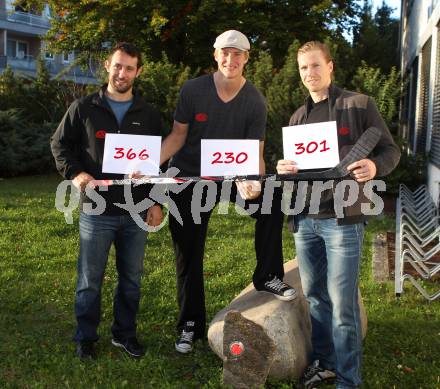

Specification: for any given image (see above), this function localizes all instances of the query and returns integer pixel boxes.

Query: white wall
[402,0,440,71]
[428,163,440,204]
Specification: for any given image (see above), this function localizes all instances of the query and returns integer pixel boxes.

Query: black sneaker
[259,275,297,301]
[300,360,336,388]
[76,341,97,360]
[111,337,145,358]
[175,321,195,354]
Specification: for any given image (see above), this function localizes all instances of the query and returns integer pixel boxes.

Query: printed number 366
[113,147,149,160]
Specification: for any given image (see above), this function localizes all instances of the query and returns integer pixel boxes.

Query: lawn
[0,175,439,388]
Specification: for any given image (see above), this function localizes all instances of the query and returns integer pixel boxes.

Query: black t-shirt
[303,98,335,218]
[171,74,267,176]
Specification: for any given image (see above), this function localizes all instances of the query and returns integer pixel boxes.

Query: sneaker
[175,321,195,354]
[111,337,145,358]
[300,360,336,388]
[76,341,97,360]
[259,275,297,301]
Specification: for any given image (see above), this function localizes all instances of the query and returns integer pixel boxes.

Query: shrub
[0,109,56,177]
[351,62,400,131]
[136,54,196,135]
[384,139,427,195]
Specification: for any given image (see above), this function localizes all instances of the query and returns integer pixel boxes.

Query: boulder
[208,259,367,386]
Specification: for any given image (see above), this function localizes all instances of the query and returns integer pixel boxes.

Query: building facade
[400,0,440,200]
[0,0,96,84]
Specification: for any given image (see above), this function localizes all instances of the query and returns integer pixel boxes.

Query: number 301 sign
[282,121,340,170]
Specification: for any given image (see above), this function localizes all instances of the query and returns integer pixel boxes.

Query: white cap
[213,30,250,51]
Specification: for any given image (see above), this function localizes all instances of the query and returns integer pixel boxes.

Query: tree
[352,0,399,73]
[26,0,359,70]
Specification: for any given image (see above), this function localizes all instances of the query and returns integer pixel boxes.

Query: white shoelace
[180,330,194,342]
[264,277,286,292]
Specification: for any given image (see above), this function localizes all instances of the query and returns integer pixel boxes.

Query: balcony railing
[2,10,50,29]
[0,55,96,80]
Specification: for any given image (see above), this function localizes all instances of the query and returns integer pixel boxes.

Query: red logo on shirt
[339,127,350,136]
[95,130,107,139]
[195,113,208,122]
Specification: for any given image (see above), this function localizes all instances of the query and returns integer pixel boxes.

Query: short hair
[297,41,333,63]
[108,42,143,68]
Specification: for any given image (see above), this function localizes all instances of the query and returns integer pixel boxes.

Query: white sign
[102,134,162,175]
[201,139,259,176]
[282,121,340,170]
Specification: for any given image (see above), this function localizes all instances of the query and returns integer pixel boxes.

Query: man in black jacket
[277,41,400,389]
[51,42,162,360]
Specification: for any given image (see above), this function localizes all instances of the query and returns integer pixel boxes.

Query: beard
[110,76,133,94]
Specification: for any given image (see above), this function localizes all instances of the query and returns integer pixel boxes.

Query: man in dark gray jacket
[277,41,400,389]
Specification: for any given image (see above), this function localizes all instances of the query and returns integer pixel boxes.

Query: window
[6,39,28,59]
[415,38,432,154]
[43,4,51,18]
[63,52,74,63]
[42,41,54,60]
[14,1,28,13]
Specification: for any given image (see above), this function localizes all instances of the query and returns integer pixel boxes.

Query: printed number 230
[211,152,248,164]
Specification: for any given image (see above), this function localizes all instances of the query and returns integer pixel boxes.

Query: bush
[351,62,400,131]
[384,139,427,195]
[0,109,56,177]
[136,54,197,135]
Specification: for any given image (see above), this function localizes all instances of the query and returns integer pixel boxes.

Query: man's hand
[347,159,377,182]
[145,205,163,227]
[236,180,261,200]
[276,160,298,175]
[72,172,95,192]
[129,171,145,179]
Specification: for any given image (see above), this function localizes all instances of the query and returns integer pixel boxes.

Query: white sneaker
[175,321,195,354]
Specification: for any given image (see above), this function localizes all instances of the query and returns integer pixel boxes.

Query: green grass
[0,175,439,388]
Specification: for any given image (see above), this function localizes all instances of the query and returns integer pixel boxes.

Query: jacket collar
[303,83,343,123]
[91,84,144,111]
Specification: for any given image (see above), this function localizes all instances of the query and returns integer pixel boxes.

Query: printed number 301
[295,140,330,155]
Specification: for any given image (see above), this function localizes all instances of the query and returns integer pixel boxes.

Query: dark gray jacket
[288,84,400,226]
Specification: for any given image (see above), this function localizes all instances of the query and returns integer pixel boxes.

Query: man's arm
[160,120,189,165]
[50,102,86,181]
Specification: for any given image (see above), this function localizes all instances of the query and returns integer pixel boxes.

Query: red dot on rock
[230,342,244,356]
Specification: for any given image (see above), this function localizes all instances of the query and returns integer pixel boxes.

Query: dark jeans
[169,181,285,339]
[74,212,147,343]
[294,215,365,388]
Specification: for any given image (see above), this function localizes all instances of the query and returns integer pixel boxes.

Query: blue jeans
[74,212,147,343]
[294,216,364,389]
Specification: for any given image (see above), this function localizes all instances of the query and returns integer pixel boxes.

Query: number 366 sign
[102,134,162,175]
[282,121,340,170]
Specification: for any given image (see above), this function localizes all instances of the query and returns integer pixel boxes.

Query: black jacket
[288,84,400,226]
[51,85,162,215]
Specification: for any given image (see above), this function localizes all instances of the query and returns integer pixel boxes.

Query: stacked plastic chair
[395,184,440,300]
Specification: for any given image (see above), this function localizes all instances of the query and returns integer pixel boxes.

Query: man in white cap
[160,30,297,354]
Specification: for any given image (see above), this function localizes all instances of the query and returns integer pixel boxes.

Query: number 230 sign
[282,121,340,170]
[201,139,259,176]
